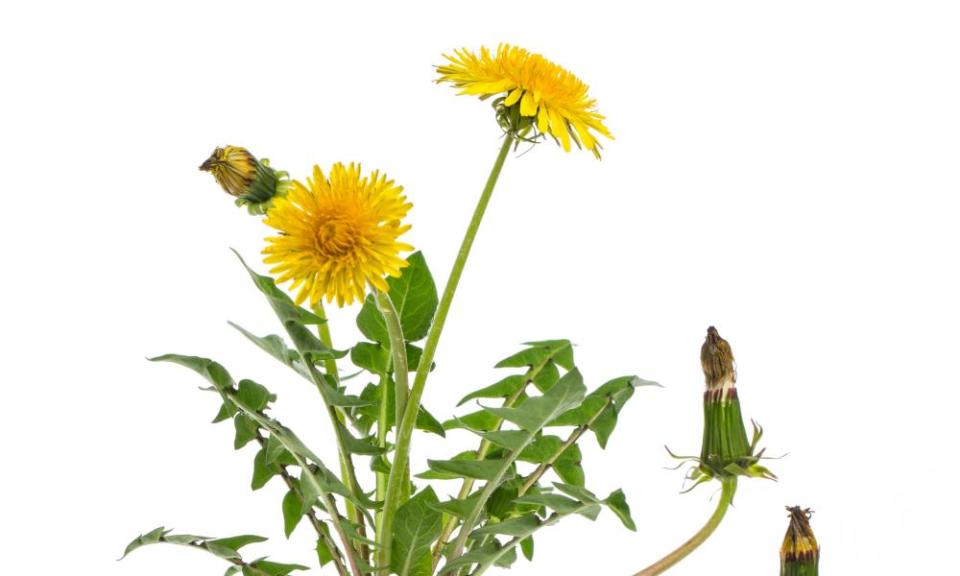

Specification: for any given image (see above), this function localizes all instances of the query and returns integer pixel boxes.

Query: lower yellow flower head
[437,44,612,158]
[263,163,413,307]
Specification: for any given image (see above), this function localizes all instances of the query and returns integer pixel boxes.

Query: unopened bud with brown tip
[200,145,289,214]
[781,506,819,576]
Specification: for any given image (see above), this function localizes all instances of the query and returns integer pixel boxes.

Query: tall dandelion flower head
[436,44,612,158]
[263,163,413,307]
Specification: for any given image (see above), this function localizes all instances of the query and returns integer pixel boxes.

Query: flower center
[314,217,360,258]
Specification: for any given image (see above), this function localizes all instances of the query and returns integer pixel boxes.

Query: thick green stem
[379,134,514,573]
[372,289,410,428]
[372,288,412,557]
[634,478,738,576]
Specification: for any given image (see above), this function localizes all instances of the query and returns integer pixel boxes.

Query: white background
[2,1,958,574]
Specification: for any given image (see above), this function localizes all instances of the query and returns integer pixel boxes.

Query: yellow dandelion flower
[263,163,413,307]
[437,44,613,158]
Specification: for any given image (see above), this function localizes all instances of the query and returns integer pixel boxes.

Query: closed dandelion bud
[781,506,819,576]
[199,145,289,214]
[697,326,774,480]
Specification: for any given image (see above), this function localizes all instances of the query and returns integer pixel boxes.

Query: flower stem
[312,302,368,565]
[379,134,514,573]
[373,288,410,428]
[634,477,738,576]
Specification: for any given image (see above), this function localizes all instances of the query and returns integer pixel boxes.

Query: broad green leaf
[234,414,259,450]
[351,342,390,374]
[237,379,275,412]
[416,405,446,437]
[316,532,334,566]
[282,489,304,537]
[604,489,636,531]
[549,375,655,448]
[357,252,438,343]
[531,361,560,392]
[281,490,306,538]
[483,369,586,432]
[424,458,513,481]
[252,448,280,490]
[391,487,442,576]
[554,450,585,487]
[520,536,534,561]
[213,401,237,423]
[457,375,525,406]
[264,433,287,464]
[517,435,564,463]
[440,541,500,574]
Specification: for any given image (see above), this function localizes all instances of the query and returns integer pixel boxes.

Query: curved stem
[634,477,738,576]
[380,134,514,573]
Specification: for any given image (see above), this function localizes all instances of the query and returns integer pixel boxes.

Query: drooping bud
[697,326,774,480]
[781,506,819,576]
[199,145,289,214]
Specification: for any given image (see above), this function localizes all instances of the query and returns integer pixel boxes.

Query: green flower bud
[781,506,819,576]
[696,326,774,481]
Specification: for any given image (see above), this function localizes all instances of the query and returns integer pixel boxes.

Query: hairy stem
[634,477,738,576]
[381,134,515,572]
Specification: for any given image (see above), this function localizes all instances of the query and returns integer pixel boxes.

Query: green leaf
[554,451,585,487]
[351,342,391,374]
[440,541,500,574]
[428,492,482,519]
[237,379,276,412]
[246,559,309,575]
[150,354,234,391]
[520,536,534,561]
[121,526,168,559]
[282,489,304,537]
[208,535,268,551]
[252,448,281,490]
[213,401,237,423]
[513,493,583,515]
[483,369,586,432]
[391,487,442,576]
[553,483,599,503]
[424,458,514,481]
[479,430,530,452]
[531,361,560,392]
[264,433,288,464]
[337,421,385,455]
[357,252,438,343]
[416,406,446,437]
[517,435,564,464]
[495,340,573,370]
[229,323,302,370]
[550,375,655,448]
[443,410,500,432]
[457,375,525,406]
[471,514,539,537]
[604,489,636,531]
[316,532,334,566]
[234,414,259,450]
